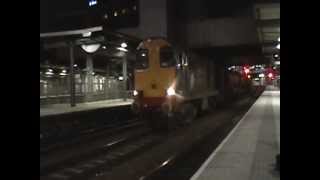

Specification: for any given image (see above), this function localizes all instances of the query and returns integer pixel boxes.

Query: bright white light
[59,73,67,76]
[141,53,146,57]
[82,31,92,37]
[255,78,260,81]
[114,11,118,17]
[45,72,54,75]
[162,160,170,166]
[167,87,175,96]
[278,37,280,42]
[276,44,280,49]
[118,76,124,81]
[133,90,138,96]
[89,0,97,7]
[74,64,78,67]
[102,46,106,49]
[259,73,265,78]
[92,72,95,75]
[117,47,128,52]
[244,69,250,74]
[274,54,279,58]
[247,75,251,78]
[275,61,280,65]
[121,42,128,48]
[228,67,232,70]
[48,69,53,72]
[268,73,273,78]
[81,44,101,53]
[62,70,66,73]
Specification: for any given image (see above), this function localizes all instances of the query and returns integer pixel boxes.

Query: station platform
[191,86,280,180]
[40,98,133,118]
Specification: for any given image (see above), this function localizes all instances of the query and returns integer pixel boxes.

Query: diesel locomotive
[131,37,250,128]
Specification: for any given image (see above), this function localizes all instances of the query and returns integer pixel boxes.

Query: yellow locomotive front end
[132,38,178,117]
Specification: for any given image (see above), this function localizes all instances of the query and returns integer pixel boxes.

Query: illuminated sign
[89,0,97,7]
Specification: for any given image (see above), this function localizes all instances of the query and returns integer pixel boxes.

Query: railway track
[40,118,143,155]
[40,131,163,180]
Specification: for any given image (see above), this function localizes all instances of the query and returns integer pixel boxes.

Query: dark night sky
[40,0,139,33]
[40,0,277,33]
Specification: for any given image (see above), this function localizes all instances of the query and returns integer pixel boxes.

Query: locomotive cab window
[160,47,175,68]
[135,49,149,69]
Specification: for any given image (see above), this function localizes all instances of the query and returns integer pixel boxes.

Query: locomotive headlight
[133,90,139,96]
[166,87,175,96]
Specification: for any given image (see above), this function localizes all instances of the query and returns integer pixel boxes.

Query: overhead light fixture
[278,37,280,42]
[45,70,54,75]
[121,42,127,48]
[73,64,78,67]
[81,44,101,53]
[259,73,265,78]
[88,0,97,7]
[82,31,92,37]
[102,46,106,49]
[276,44,280,49]
[118,76,124,81]
[117,47,128,52]
[275,61,280,65]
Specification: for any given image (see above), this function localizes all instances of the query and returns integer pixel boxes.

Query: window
[160,47,175,68]
[135,49,149,69]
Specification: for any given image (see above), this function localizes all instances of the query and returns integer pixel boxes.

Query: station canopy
[40,26,141,71]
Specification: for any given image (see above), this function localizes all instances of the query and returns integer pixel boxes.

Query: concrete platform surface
[191,86,280,180]
[40,99,133,117]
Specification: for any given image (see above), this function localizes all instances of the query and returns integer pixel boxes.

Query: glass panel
[160,47,175,68]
